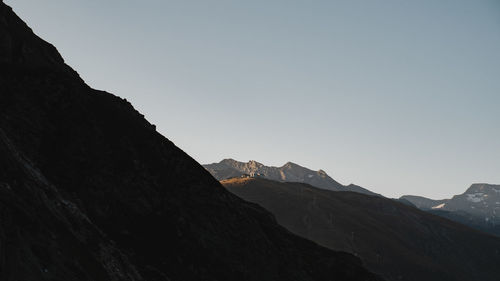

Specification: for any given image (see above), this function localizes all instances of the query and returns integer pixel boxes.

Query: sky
[6,0,500,198]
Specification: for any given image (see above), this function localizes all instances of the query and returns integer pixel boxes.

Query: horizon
[205,157,496,199]
[6,0,500,198]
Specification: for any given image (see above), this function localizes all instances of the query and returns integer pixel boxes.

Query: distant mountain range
[222,177,500,281]
[206,159,500,238]
[401,184,500,236]
[204,159,380,196]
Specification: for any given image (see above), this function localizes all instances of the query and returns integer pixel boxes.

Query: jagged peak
[220,158,239,164]
[282,161,302,168]
[247,160,264,167]
[218,158,265,169]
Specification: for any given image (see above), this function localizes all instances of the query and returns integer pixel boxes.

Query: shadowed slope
[0,2,382,281]
[223,177,500,281]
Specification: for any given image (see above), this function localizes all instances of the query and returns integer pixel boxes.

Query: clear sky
[6,0,500,198]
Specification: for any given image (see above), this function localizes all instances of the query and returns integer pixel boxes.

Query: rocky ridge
[204,158,379,196]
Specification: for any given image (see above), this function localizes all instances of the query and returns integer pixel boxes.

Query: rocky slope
[0,2,382,281]
[401,184,500,236]
[204,159,379,196]
[222,177,500,281]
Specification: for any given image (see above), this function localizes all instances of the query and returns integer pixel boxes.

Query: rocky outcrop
[204,159,380,196]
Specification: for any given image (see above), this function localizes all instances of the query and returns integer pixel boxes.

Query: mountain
[204,159,344,190]
[398,195,448,210]
[429,209,500,237]
[222,177,500,281]
[204,159,380,196]
[0,2,382,281]
[401,184,500,236]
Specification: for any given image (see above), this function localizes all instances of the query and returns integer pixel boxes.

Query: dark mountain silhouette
[222,177,500,281]
[401,184,500,237]
[0,2,382,281]
[204,159,380,196]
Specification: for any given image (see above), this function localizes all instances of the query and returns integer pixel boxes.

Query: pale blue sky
[7,0,500,198]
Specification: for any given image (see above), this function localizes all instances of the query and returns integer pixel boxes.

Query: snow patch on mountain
[432,203,446,209]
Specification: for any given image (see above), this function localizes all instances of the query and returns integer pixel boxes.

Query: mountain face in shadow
[204,159,380,196]
[401,184,500,237]
[222,177,500,281]
[0,2,383,281]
